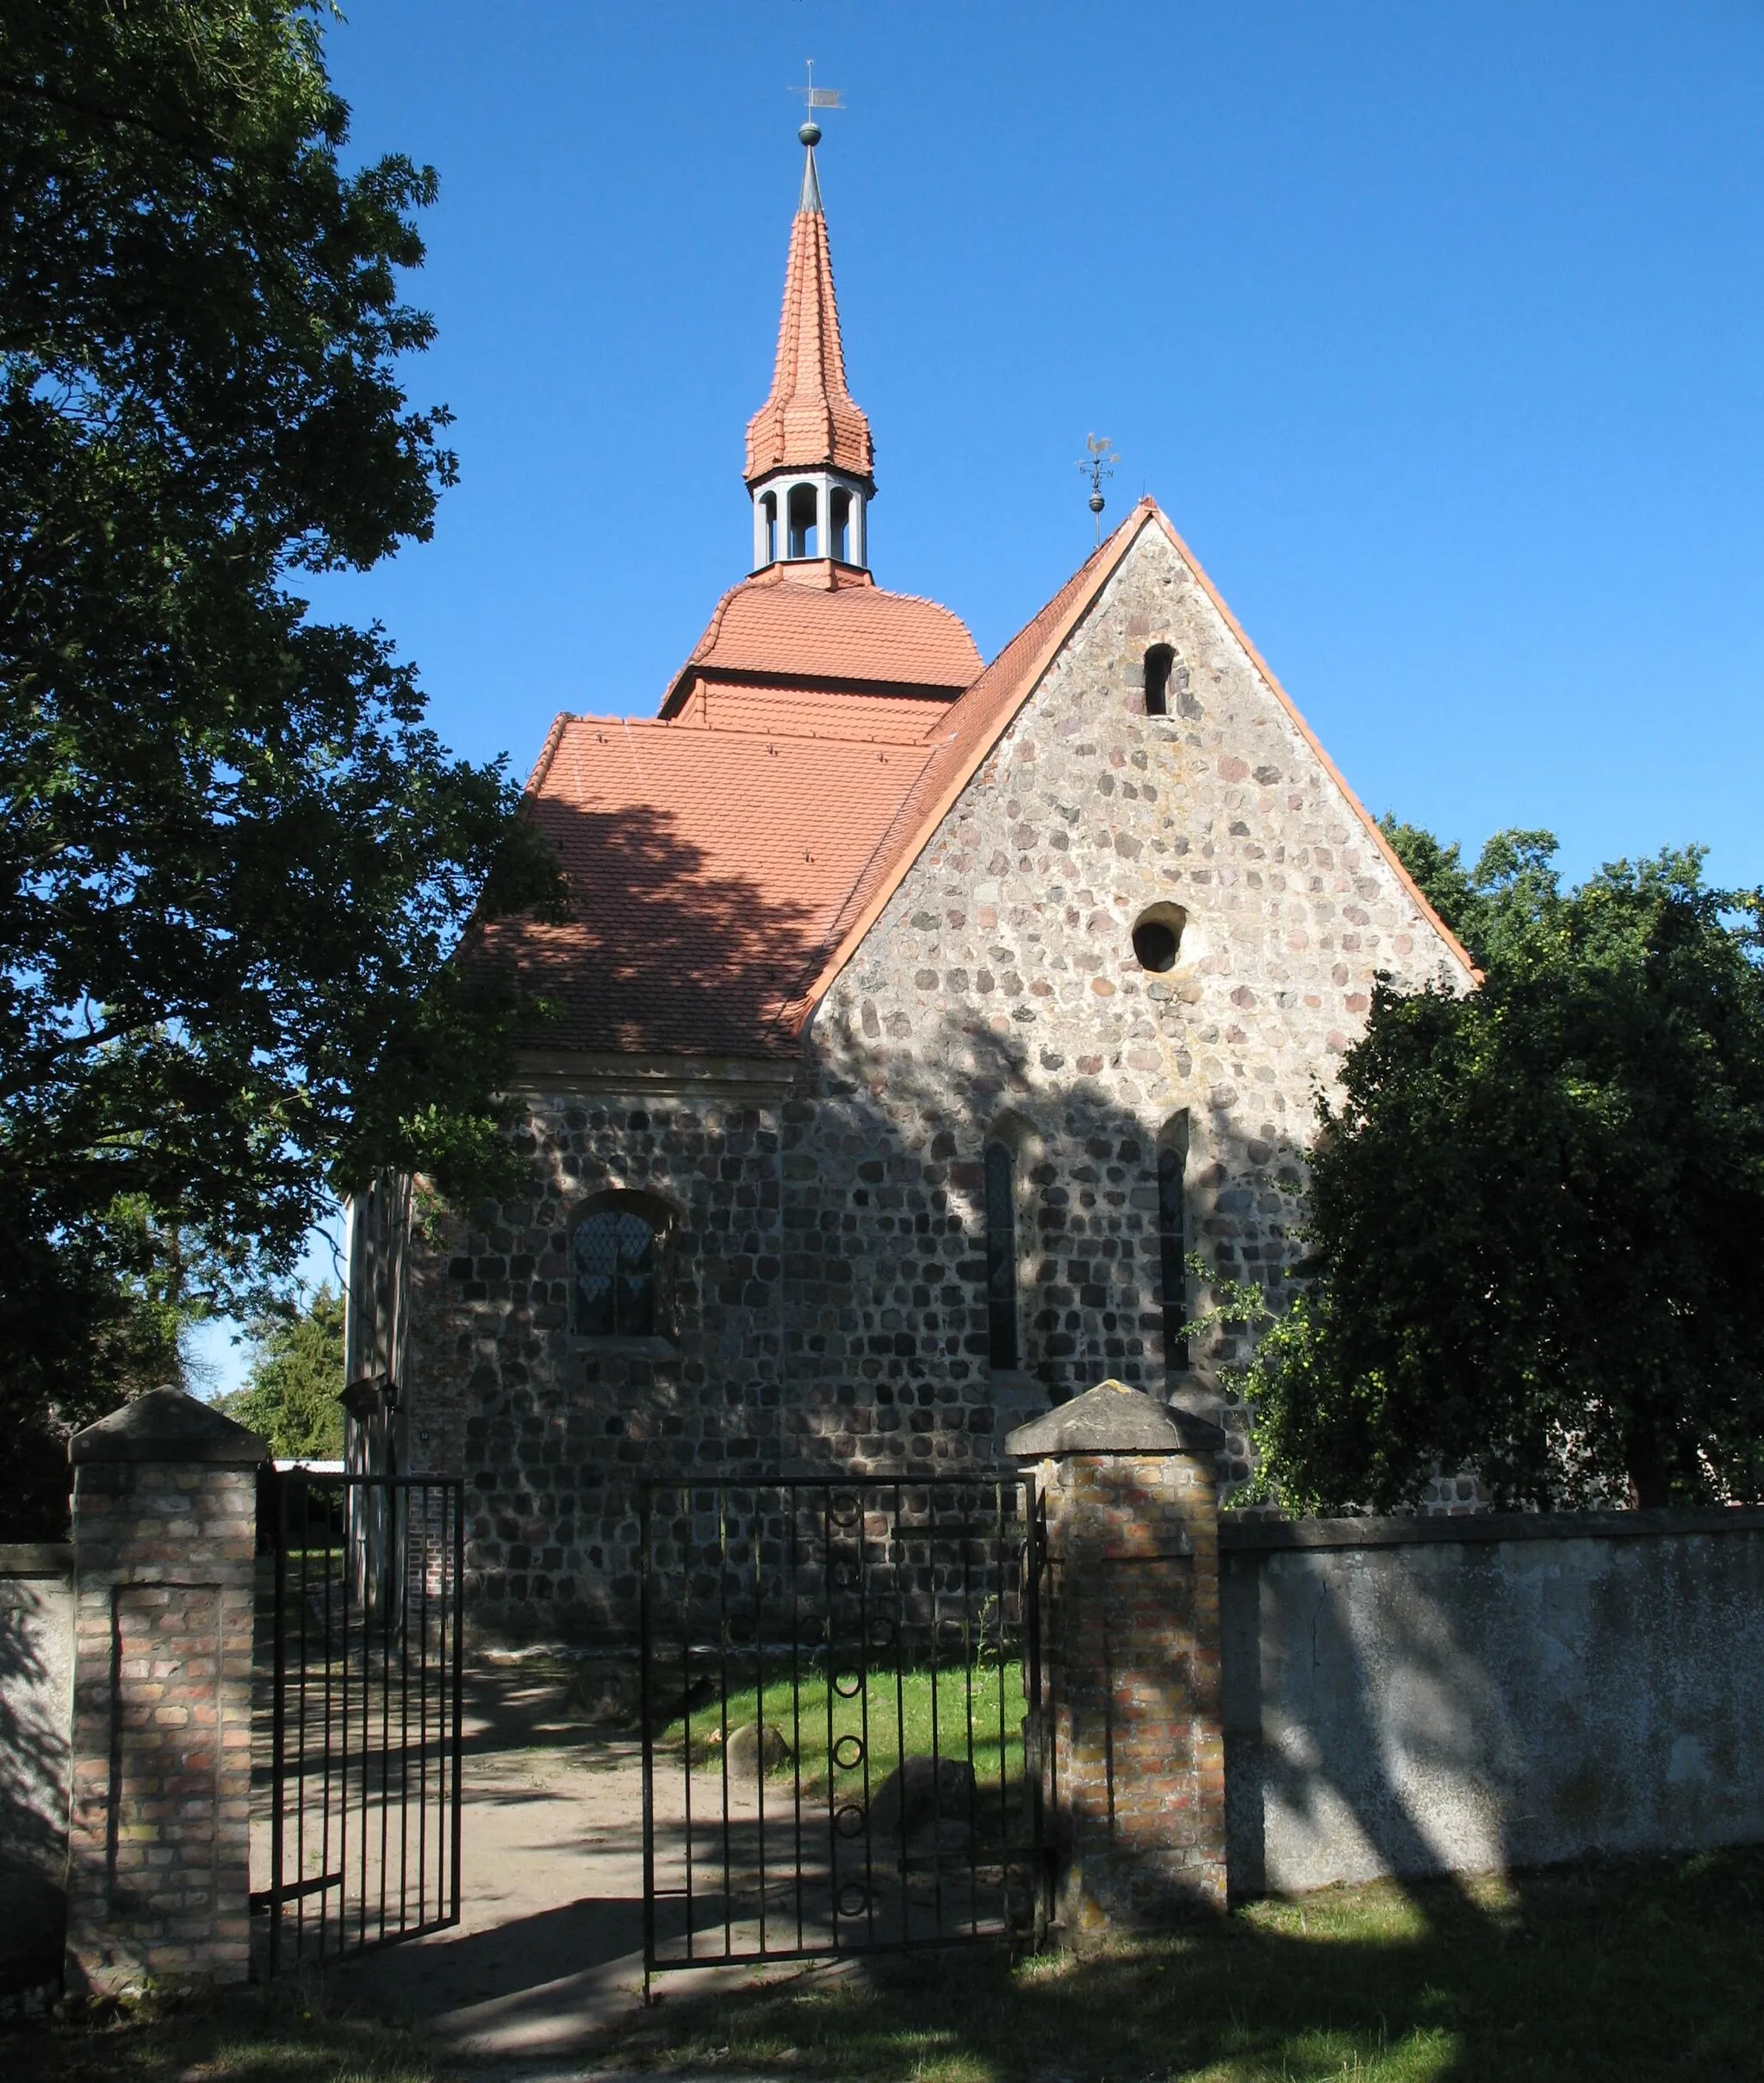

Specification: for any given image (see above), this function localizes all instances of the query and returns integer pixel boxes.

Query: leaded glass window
[573,1203,657,1337]
[984,1140,1019,1369]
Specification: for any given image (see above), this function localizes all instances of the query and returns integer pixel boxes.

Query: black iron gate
[253,1470,465,1973]
[639,1474,1045,1984]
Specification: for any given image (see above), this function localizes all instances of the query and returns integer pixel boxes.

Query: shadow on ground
[618,1846,1764,2083]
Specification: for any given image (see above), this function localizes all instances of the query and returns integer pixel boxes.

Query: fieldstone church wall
[401,525,1469,1644]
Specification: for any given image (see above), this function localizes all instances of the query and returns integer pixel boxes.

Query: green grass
[3,1983,445,2083]
[617,1846,1764,2082]
[674,1660,1026,1803]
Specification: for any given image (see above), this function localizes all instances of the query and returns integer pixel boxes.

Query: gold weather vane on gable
[1078,434,1117,545]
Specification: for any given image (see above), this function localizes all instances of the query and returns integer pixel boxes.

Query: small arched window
[1144,644,1175,717]
[1158,1116,1190,1373]
[984,1140,1019,1369]
[787,482,818,559]
[829,486,852,563]
[571,1191,668,1338]
[761,491,778,564]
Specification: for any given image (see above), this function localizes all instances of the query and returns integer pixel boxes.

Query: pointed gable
[799,502,1477,1011]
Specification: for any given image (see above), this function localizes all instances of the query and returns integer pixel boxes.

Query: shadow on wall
[1225,1522,1764,1907]
[796,1010,1309,1422]
[0,1566,72,1994]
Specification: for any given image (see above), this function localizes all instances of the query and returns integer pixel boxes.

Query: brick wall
[64,1397,261,1993]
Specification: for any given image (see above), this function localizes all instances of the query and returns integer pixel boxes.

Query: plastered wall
[0,1545,73,1999]
[1221,1511,1764,1895]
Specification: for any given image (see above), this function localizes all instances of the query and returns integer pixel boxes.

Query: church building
[352,121,1476,1644]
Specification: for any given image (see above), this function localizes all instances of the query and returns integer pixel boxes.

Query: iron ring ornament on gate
[638,1473,1047,1993]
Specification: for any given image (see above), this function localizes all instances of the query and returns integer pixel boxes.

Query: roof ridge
[683,578,748,669]
[523,712,571,795]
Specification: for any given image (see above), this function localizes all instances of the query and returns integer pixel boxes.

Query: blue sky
[196,0,1764,1392]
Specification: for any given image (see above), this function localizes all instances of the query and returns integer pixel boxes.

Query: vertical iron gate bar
[450,1476,464,1934]
[995,1483,1009,1936]
[1023,1470,1045,1944]
[398,1488,411,1938]
[789,1493,804,1954]
[717,1489,731,1960]
[295,1484,311,1962]
[417,1487,429,1931]
[755,1487,767,1956]
[679,1489,693,1962]
[856,1490,873,1949]
[961,1491,978,1937]
[821,1485,835,1949]
[893,1480,908,1948]
[638,1484,655,2004]
[268,1472,289,1976]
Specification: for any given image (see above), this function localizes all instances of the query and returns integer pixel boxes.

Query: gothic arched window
[1158,1116,1190,1373]
[571,1191,668,1338]
[1144,644,1175,717]
[984,1140,1020,1369]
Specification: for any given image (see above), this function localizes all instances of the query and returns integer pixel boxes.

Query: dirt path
[312,1661,786,2079]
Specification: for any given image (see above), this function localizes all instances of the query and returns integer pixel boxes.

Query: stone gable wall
[809,520,1464,1403]
[402,525,1469,1642]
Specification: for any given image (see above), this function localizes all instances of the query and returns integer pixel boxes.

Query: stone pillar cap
[71,1387,268,1466]
[1006,1377,1225,1458]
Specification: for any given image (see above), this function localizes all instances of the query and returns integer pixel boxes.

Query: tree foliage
[0,2,562,1531]
[1240,829,1764,1513]
[219,1282,345,1459]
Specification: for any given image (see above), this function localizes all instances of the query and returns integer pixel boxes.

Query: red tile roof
[486,719,933,1058]
[744,191,873,484]
[662,563,980,709]
[669,682,956,744]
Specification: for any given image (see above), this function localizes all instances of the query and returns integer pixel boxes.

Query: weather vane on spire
[1078,434,1117,544]
[791,59,844,146]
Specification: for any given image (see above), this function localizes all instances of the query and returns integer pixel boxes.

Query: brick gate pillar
[65,1390,266,1993]
[1009,1378,1227,1940]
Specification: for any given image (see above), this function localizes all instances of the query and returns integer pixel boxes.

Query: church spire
[745,115,874,573]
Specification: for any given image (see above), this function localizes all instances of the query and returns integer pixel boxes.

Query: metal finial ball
[799,120,822,147]
[1089,492,1105,515]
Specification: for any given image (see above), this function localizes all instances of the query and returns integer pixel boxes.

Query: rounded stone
[725,1720,791,1778]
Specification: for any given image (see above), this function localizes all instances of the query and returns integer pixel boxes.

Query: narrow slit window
[984,1140,1019,1369]
[1144,644,1175,717]
[573,1202,658,1336]
[1158,1125,1189,1372]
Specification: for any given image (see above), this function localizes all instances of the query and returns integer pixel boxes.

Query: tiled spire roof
[743,140,874,486]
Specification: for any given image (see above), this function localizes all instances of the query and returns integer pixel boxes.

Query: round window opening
[1132,906,1186,973]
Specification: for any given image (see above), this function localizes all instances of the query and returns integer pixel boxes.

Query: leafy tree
[219,1283,345,1459]
[1238,830,1764,1513]
[0,3,562,1531]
